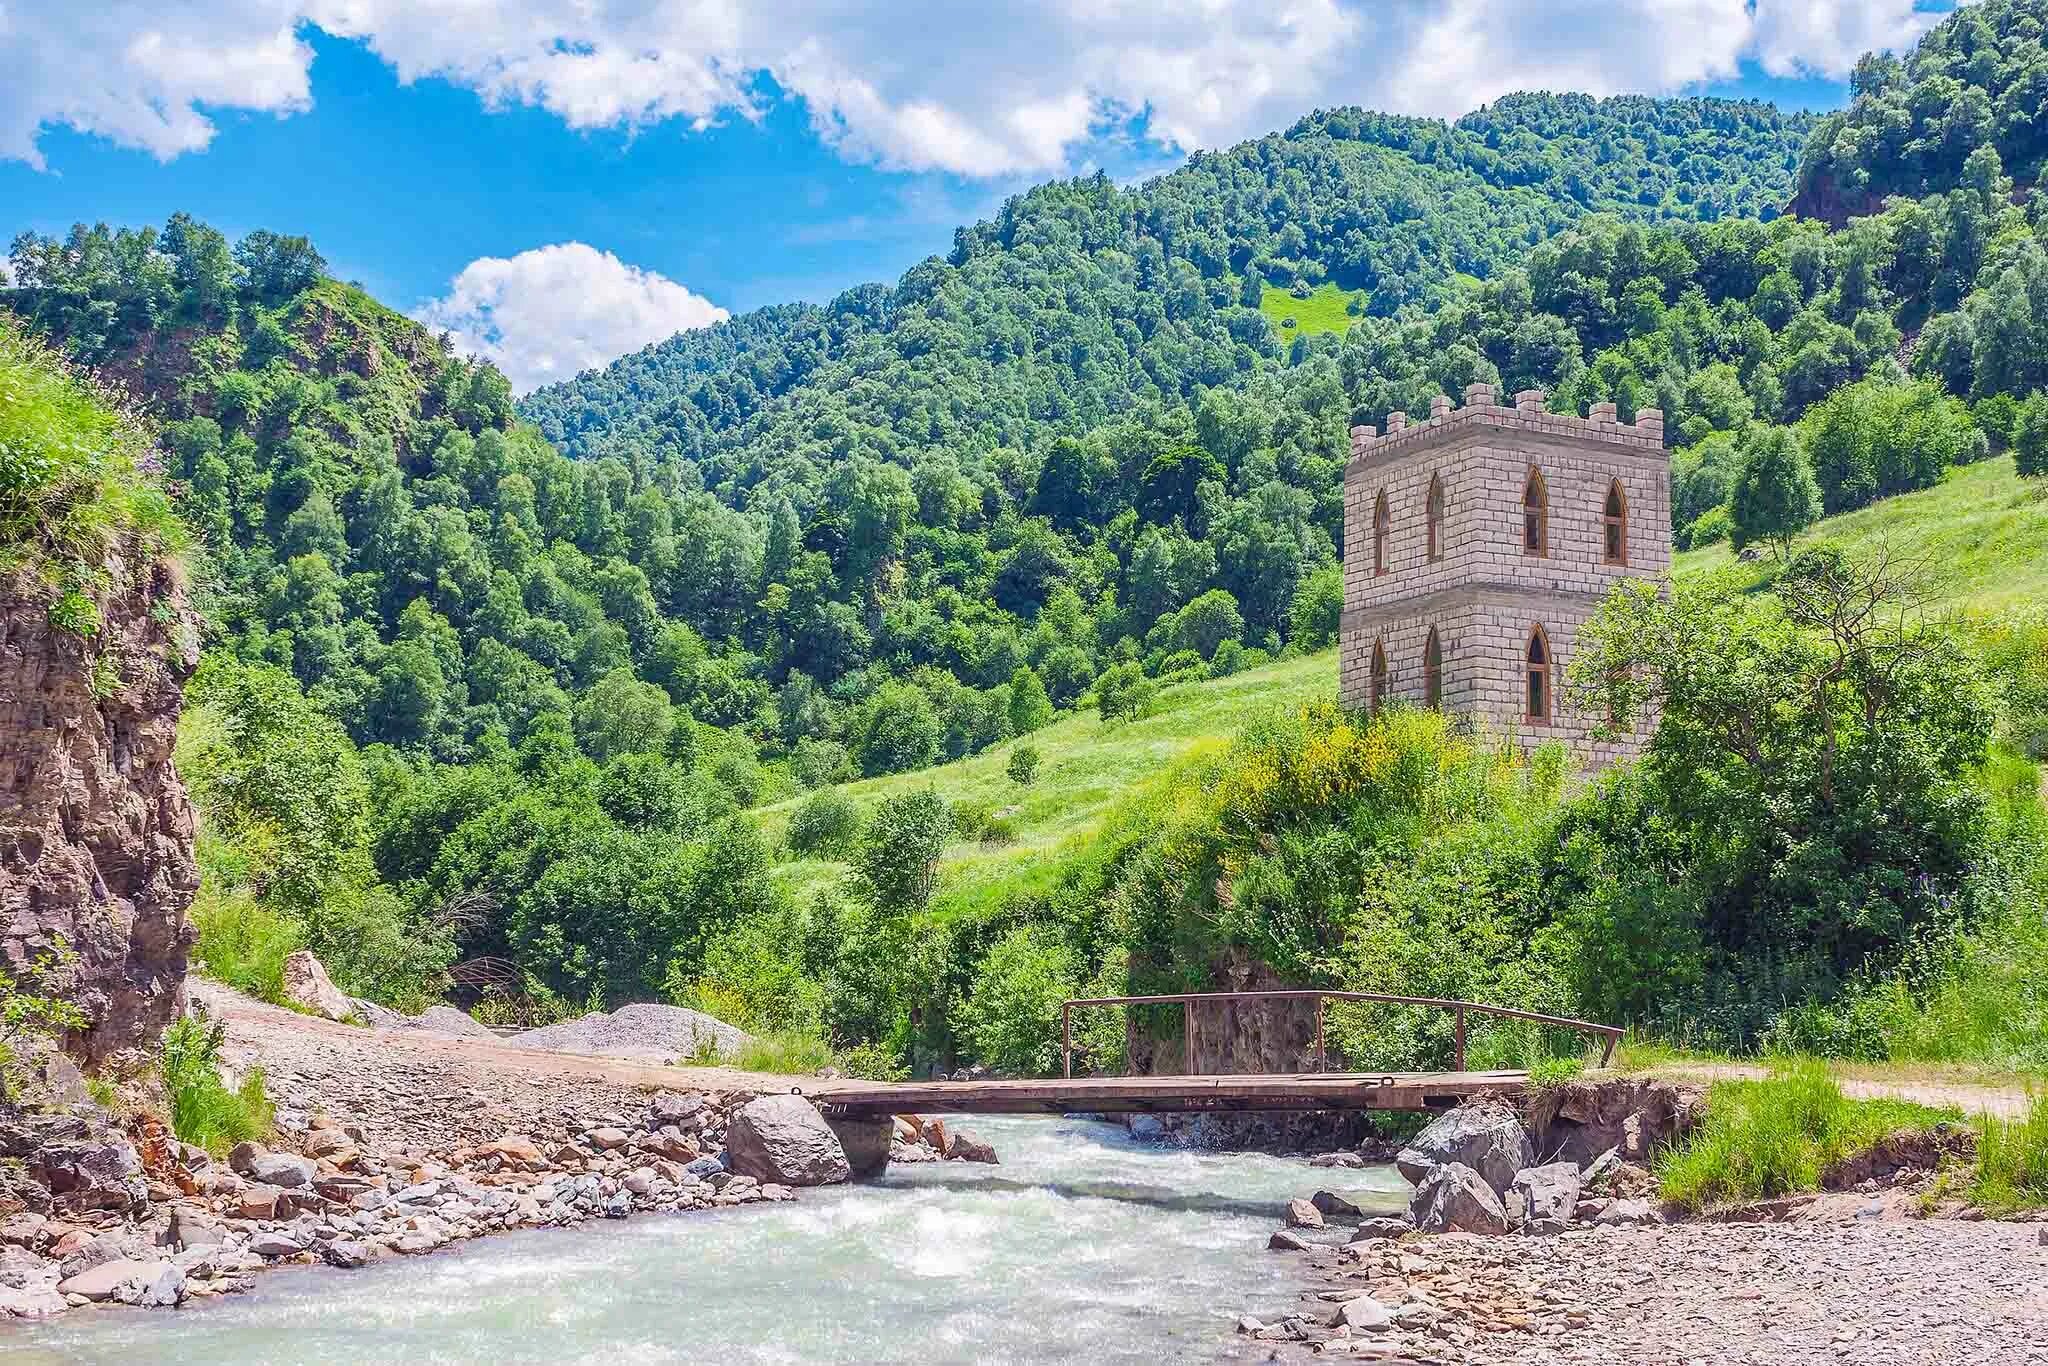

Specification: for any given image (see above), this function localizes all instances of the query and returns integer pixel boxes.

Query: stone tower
[1339,384,1671,766]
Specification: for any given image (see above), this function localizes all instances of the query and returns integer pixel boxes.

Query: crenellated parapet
[1348,384,1664,470]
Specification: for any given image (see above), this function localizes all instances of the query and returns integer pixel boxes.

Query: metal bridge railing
[1059,989,1623,1078]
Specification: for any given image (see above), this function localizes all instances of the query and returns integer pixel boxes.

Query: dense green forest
[3,0,2046,1068]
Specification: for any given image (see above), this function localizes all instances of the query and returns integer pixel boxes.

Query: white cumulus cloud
[2,2,1950,177]
[413,243,727,394]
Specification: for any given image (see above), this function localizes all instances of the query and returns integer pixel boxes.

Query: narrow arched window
[1426,476,1445,562]
[1522,468,1548,557]
[1373,491,1391,576]
[1602,480,1628,565]
[1525,626,1551,724]
[1423,627,1442,709]
[1370,639,1388,713]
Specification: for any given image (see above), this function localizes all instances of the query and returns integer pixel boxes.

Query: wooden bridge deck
[813,1069,1528,1117]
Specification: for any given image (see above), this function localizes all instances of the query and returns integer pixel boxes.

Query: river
[1,1117,1407,1364]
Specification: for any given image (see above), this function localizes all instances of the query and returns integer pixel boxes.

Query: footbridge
[814,990,1621,1119]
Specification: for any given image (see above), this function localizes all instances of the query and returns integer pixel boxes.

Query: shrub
[852,789,952,915]
[790,737,852,788]
[1006,744,1041,785]
[1209,637,1246,677]
[1155,648,1204,680]
[2016,392,2048,478]
[160,1016,272,1154]
[1683,503,1734,548]
[0,942,88,1088]
[1657,1061,1955,1211]
[956,925,1078,1075]
[979,814,1020,846]
[786,787,862,858]
[950,799,995,840]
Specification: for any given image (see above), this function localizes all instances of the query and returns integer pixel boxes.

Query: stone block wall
[1339,385,1670,766]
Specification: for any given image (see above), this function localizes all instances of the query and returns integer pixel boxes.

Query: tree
[1174,588,1245,660]
[1287,564,1343,649]
[956,925,1077,1074]
[1094,662,1157,722]
[573,667,676,760]
[233,229,326,304]
[1570,547,1993,1011]
[848,683,942,777]
[853,790,952,916]
[2015,392,2048,478]
[1729,427,1821,551]
[1006,666,1054,734]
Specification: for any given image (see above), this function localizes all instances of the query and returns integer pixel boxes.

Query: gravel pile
[508,1004,752,1063]
[412,1005,498,1039]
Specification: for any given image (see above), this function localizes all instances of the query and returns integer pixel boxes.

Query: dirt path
[191,981,859,1152]
[1642,1061,2038,1119]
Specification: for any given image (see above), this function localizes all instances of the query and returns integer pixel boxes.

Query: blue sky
[2,2,1949,391]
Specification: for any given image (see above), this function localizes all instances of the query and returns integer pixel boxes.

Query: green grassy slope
[1675,456,2048,614]
[759,649,1335,912]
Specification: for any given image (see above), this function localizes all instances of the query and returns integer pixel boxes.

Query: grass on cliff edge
[1657,1060,1960,1212]
[0,312,183,584]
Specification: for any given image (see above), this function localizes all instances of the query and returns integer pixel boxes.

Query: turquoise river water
[0,1116,1407,1365]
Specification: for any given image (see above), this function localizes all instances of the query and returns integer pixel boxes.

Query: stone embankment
[1237,1080,2048,1362]
[0,985,997,1321]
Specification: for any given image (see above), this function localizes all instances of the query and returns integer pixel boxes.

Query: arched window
[1423,627,1442,709]
[1370,638,1388,713]
[1525,626,1551,724]
[1373,491,1391,576]
[1602,480,1628,565]
[1522,468,1548,557]
[1425,476,1445,562]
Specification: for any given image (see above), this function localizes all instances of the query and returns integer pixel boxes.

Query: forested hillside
[3,0,2045,1062]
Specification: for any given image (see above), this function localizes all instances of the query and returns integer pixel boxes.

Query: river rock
[247,1233,303,1258]
[1410,1162,1510,1235]
[826,1117,892,1180]
[32,1138,145,1213]
[1268,1229,1311,1251]
[946,1129,998,1164]
[1338,1296,1394,1331]
[1349,1217,1413,1242]
[1311,1190,1363,1218]
[724,1095,851,1187]
[1512,1162,1583,1234]
[1310,1151,1366,1169]
[57,1258,175,1303]
[282,951,356,1022]
[648,1092,707,1130]
[1396,1103,1531,1197]
[1127,1115,1168,1142]
[1284,1198,1325,1229]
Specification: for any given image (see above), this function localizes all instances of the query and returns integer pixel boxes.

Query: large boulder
[724,1095,850,1187]
[1396,1103,1531,1197]
[1511,1162,1583,1234]
[281,951,355,1022]
[1409,1162,1509,1235]
[825,1117,892,1180]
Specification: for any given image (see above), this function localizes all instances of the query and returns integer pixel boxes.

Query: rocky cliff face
[0,544,200,1062]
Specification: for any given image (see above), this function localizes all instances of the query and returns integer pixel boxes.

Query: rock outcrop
[0,546,201,1062]
[1525,1077,1702,1168]
[280,952,355,1022]
[1396,1102,1531,1197]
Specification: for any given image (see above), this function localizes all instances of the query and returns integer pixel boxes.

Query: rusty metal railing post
[1062,1001,1073,1078]
[1454,1005,1467,1072]
[1314,995,1327,1074]
[1183,997,1196,1075]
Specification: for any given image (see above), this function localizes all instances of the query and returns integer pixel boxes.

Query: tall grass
[1658,1059,1958,1211]
[160,1016,272,1154]
[190,884,303,1003]
[0,314,183,577]
[732,1030,836,1075]
[1972,1095,2048,1213]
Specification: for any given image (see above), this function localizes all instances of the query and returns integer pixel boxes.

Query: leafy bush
[979,814,1020,846]
[786,787,862,857]
[1006,744,1040,785]
[160,1016,272,1154]
[0,942,88,1090]
[1657,1061,1956,1211]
